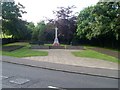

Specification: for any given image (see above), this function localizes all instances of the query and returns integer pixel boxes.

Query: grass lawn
[72,49,119,63]
[2,42,48,57]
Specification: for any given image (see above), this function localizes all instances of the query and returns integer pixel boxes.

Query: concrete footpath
[23,49,118,70]
[2,55,119,79]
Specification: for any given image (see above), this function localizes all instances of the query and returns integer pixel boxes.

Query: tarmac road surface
[2,62,118,88]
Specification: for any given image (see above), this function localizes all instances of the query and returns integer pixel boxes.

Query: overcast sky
[15,0,99,24]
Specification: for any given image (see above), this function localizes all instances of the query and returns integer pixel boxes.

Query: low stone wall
[30,45,84,49]
[30,45,49,49]
[49,46,65,49]
[66,46,84,50]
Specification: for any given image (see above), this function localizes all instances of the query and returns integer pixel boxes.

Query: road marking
[0,76,9,80]
[48,85,66,90]
[48,85,59,89]
[9,78,30,85]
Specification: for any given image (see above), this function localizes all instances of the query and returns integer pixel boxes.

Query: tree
[27,22,35,32]
[53,6,77,44]
[92,2,120,40]
[76,2,119,48]
[77,6,95,40]
[77,2,120,39]
[2,1,31,39]
[32,21,46,41]
[44,22,55,42]
[53,5,76,19]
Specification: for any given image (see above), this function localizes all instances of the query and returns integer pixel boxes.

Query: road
[2,62,118,88]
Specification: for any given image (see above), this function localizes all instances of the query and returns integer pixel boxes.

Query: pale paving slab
[22,49,118,70]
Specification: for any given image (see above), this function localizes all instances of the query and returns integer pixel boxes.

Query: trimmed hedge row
[1,38,17,45]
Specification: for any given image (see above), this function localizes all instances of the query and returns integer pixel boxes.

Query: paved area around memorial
[22,49,118,70]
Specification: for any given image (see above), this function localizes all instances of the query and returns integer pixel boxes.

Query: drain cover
[9,78,30,85]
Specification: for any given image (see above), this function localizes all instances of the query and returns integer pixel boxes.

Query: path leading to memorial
[22,49,118,70]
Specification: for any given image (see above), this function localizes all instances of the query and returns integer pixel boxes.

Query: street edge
[2,60,119,79]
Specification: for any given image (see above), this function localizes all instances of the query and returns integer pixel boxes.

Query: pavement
[1,49,119,79]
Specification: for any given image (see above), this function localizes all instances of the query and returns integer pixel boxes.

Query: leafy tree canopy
[77,2,120,40]
[1,1,31,39]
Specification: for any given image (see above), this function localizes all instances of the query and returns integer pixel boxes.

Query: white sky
[15,0,99,24]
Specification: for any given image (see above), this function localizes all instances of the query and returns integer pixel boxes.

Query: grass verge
[2,42,48,57]
[72,50,119,63]
[2,47,48,57]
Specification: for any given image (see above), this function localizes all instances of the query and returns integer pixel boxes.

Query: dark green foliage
[53,6,77,44]
[32,21,46,41]
[2,1,31,40]
[26,22,35,32]
[76,2,120,48]
[77,2,119,40]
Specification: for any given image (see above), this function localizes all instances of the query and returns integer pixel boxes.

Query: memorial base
[53,43,60,46]
[53,38,60,46]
